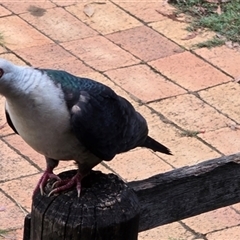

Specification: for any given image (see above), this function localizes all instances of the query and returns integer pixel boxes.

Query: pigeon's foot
[34,167,61,196]
[49,172,83,197]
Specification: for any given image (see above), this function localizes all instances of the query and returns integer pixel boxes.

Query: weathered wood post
[25,170,140,240]
[23,214,31,240]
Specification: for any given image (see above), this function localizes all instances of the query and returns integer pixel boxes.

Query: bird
[0,58,172,197]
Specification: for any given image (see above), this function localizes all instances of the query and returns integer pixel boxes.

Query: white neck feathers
[0,59,44,98]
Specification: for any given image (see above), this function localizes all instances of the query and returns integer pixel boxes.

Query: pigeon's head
[0,58,16,78]
[0,58,22,97]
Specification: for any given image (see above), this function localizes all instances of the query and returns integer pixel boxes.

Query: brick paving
[0,1,240,239]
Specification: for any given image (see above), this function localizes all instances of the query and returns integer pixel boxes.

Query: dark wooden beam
[128,153,240,232]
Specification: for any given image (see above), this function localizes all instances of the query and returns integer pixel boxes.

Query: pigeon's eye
[0,69,3,78]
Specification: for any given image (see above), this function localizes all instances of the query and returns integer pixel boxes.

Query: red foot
[34,167,61,196]
[49,172,82,197]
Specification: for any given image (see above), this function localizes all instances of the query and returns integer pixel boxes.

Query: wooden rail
[130,153,240,231]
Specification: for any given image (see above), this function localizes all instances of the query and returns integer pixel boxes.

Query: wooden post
[30,170,140,240]
[23,214,31,240]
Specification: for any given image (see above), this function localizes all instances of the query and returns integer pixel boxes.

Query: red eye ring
[0,68,3,78]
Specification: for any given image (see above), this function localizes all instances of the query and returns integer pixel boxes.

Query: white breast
[5,74,83,160]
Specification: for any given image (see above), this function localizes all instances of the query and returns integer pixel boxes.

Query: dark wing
[5,108,18,134]
[70,88,148,161]
[43,68,149,160]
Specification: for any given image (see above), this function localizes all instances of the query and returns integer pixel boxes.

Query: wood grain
[30,170,140,240]
[129,153,240,231]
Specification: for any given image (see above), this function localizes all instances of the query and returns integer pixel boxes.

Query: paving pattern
[0,1,240,239]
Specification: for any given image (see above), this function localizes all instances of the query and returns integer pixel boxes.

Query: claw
[48,172,82,197]
[34,167,61,196]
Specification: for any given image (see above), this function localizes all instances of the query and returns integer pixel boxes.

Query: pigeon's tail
[141,136,172,155]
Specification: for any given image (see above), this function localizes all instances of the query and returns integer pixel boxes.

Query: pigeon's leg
[34,157,61,195]
[48,159,100,197]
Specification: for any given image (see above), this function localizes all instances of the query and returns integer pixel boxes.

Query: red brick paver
[149,51,231,91]
[15,43,92,74]
[150,18,216,49]
[183,206,240,234]
[114,1,175,23]
[66,1,142,34]
[106,148,173,182]
[0,5,11,17]
[207,226,240,240]
[149,94,230,131]
[107,25,183,62]
[199,82,240,123]
[0,53,26,66]
[0,191,25,229]
[139,222,195,240]
[199,127,240,155]
[2,1,55,14]
[105,64,186,102]
[0,139,38,182]
[51,0,76,7]
[195,45,240,78]
[160,137,220,168]
[61,35,139,71]
[21,7,97,43]
[0,16,53,51]
[0,2,240,240]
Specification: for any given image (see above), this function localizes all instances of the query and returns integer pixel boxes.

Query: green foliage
[180,130,201,137]
[168,237,185,240]
[194,37,225,48]
[0,229,9,235]
[170,0,240,44]
[0,33,4,47]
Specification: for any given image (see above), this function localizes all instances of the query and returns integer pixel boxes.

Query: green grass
[0,229,9,235]
[194,36,225,48]
[169,0,240,46]
[180,129,203,137]
[168,238,185,240]
[0,32,4,47]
